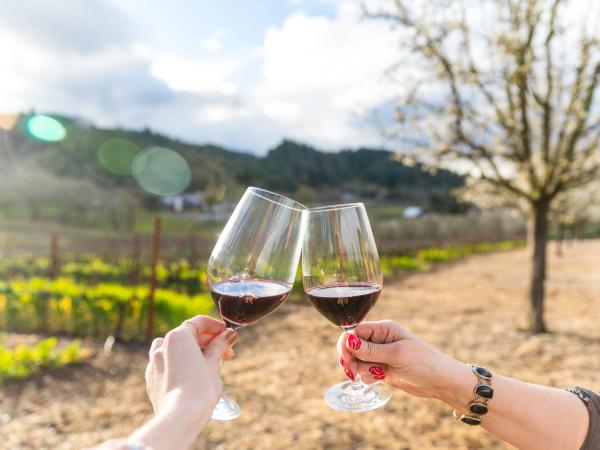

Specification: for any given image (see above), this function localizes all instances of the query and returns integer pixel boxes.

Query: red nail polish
[339,357,344,366]
[348,335,361,350]
[369,366,385,377]
[345,368,355,381]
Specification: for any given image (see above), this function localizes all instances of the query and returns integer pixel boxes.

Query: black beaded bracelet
[453,364,494,426]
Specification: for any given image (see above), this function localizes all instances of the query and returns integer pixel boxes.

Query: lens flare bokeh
[27,115,66,142]
[0,114,18,130]
[98,138,140,176]
[132,146,192,196]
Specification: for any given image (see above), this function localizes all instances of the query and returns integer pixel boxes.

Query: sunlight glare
[27,115,66,142]
[132,147,192,196]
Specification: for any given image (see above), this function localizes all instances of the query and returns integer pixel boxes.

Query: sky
[0,0,403,154]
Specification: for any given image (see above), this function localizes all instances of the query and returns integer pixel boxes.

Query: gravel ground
[1,241,599,450]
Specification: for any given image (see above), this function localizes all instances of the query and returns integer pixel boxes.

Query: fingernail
[339,357,344,367]
[348,334,361,350]
[369,366,385,377]
[369,366,385,378]
[345,368,355,381]
[223,329,238,345]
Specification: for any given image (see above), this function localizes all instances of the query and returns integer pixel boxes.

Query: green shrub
[0,278,214,340]
[0,256,208,295]
[0,336,86,381]
[380,240,524,277]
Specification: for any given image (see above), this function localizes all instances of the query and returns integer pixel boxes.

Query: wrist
[163,390,214,425]
[131,392,212,450]
[431,359,474,408]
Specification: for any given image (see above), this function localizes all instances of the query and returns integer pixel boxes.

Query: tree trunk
[528,201,549,333]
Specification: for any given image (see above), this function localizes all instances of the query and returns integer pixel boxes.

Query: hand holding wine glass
[302,203,391,412]
[336,320,462,399]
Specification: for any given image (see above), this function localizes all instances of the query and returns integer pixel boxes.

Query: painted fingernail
[223,329,238,345]
[348,334,361,350]
[373,375,385,380]
[345,368,355,381]
[339,357,344,367]
[369,366,385,377]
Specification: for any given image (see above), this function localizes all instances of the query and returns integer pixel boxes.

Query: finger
[345,332,397,365]
[354,320,411,344]
[149,337,164,356]
[356,360,387,382]
[144,362,152,385]
[223,347,235,360]
[204,329,238,365]
[152,349,165,373]
[337,332,357,378]
[359,373,377,385]
[196,333,219,348]
[337,332,354,366]
[183,316,227,342]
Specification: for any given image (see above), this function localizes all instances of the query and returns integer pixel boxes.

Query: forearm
[130,401,211,450]
[438,362,589,450]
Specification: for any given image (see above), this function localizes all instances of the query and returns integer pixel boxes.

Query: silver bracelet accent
[453,364,494,426]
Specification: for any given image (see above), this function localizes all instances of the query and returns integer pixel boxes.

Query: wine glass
[207,187,307,420]
[302,202,391,412]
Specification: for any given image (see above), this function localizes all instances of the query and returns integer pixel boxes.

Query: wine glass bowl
[302,202,391,412]
[207,187,307,420]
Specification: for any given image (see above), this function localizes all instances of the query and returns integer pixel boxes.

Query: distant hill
[260,140,462,206]
[0,113,464,224]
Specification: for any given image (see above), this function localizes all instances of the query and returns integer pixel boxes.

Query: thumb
[204,329,238,365]
[345,333,396,365]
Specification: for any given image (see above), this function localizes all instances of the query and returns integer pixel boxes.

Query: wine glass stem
[344,325,366,391]
[351,378,365,390]
[221,324,239,363]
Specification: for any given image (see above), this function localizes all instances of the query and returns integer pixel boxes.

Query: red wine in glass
[306,283,381,329]
[211,279,292,329]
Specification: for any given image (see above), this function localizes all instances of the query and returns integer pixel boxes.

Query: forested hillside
[0,113,464,227]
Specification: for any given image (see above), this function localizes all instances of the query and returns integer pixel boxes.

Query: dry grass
[1,241,599,450]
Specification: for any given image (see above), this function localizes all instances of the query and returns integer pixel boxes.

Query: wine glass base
[324,380,392,413]
[211,394,241,421]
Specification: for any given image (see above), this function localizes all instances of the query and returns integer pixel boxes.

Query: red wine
[211,279,291,328]
[306,283,381,328]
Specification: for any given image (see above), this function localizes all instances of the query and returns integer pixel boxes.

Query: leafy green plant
[0,337,87,381]
[0,278,214,340]
[0,256,208,295]
[379,240,524,277]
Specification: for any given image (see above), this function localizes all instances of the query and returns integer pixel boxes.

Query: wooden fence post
[146,218,161,343]
[49,231,60,279]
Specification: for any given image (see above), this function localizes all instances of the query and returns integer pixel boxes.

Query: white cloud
[201,37,222,52]
[150,56,239,96]
[201,29,228,52]
[247,8,402,149]
[0,0,404,153]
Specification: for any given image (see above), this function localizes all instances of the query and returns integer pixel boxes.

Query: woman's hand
[144,315,237,417]
[337,320,463,400]
[338,320,591,450]
[128,315,237,450]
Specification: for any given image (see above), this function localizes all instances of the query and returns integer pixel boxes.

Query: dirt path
[2,242,600,450]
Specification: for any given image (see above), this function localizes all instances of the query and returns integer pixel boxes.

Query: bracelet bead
[475,384,494,399]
